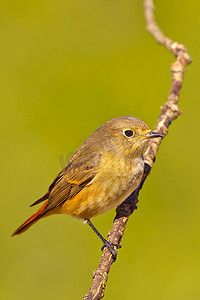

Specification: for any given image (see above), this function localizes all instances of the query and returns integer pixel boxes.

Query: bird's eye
[123,129,134,137]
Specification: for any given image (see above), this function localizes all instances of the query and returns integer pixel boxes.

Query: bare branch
[83,1,192,299]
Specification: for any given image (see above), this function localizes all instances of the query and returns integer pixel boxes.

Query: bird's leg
[85,219,121,261]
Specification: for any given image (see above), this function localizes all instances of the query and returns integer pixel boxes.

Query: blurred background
[1,0,200,299]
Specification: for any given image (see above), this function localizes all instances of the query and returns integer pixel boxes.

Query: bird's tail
[12,201,48,236]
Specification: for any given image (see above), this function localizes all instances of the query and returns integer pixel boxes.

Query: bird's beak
[145,131,163,139]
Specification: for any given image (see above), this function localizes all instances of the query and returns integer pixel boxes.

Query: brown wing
[31,149,102,217]
[41,173,95,215]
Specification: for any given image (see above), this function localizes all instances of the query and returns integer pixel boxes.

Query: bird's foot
[101,240,122,261]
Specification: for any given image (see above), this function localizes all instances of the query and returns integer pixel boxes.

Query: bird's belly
[90,170,143,218]
[93,182,137,217]
[61,163,144,220]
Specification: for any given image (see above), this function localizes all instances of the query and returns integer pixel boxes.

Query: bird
[12,116,162,257]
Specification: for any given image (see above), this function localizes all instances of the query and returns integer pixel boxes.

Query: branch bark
[83,1,192,299]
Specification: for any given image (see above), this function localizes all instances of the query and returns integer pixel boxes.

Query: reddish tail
[12,201,48,236]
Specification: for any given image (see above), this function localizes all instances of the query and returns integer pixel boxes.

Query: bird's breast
[61,152,144,219]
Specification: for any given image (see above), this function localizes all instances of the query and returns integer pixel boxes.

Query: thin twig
[83,1,192,299]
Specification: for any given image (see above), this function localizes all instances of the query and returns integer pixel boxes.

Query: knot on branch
[171,42,192,64]
[161,103,182,122]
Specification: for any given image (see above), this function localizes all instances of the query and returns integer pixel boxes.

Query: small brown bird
[12,116,162,256]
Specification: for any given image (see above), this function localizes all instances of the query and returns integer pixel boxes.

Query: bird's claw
[101,241,122,261]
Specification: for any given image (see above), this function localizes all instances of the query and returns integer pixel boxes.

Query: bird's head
[95,116,163,158]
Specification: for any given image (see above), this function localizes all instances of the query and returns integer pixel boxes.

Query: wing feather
[39,151,102,216]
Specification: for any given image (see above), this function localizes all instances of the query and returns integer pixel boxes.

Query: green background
[1,1,200,299]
